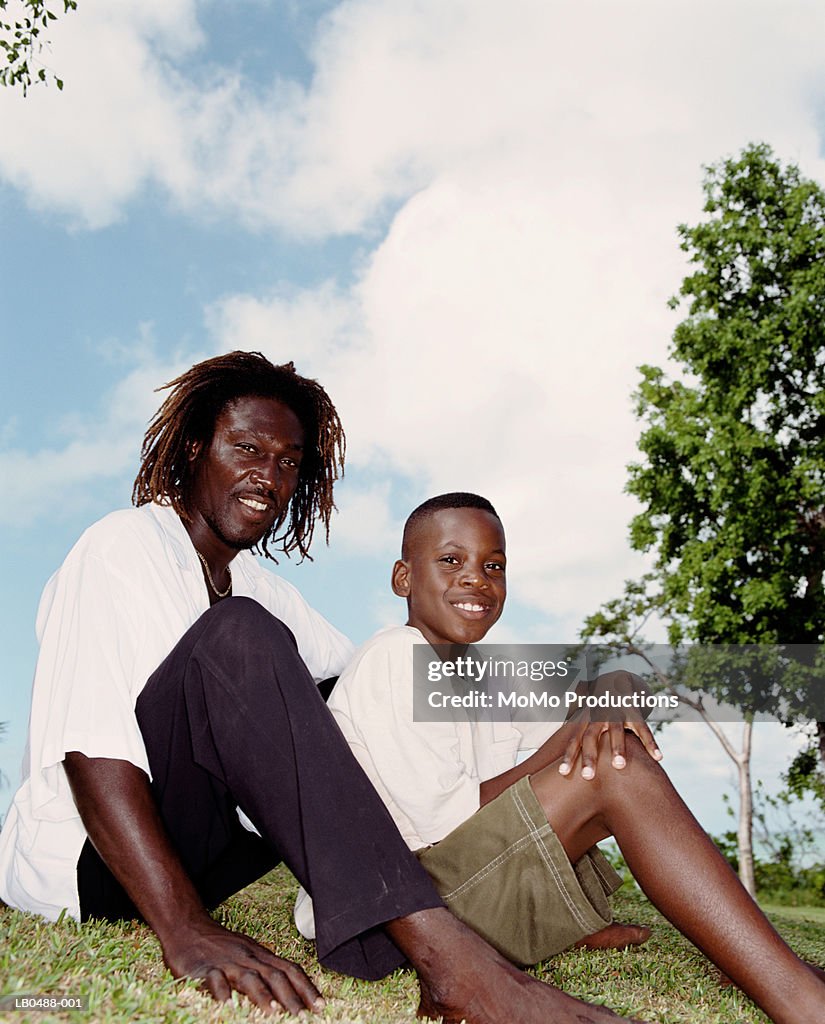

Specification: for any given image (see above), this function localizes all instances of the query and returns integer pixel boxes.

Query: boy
[326,493,825,1024]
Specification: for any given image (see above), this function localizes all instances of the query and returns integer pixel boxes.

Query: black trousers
[76,597,442,979]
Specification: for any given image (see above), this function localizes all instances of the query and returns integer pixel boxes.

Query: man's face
[392,507,507,647]
[186,394,305,557]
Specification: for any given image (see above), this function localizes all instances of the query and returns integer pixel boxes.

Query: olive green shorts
[417,775,622,965]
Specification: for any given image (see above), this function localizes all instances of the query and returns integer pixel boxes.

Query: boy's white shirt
[295,624,561,939]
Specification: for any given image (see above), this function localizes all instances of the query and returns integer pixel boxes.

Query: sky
[2,0,825,837]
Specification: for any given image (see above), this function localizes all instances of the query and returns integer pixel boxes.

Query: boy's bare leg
[529,735,825,1024]
[715,961,825,986]
[385,907,651,1024]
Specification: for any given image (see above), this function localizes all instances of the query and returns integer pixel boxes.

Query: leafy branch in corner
[0,0,77,94]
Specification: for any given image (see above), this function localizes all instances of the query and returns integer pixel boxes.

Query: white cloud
[204,282,361,372]
[208,168,683,632]
[0,437,135,515]
[0,0,203,227]
[4,1,825,233]
[330,479,399,555]
[195,0,825,632]
[0,342,195,526]
[8,0,825,631]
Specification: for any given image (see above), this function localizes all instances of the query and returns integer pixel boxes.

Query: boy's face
[392,507,506,647]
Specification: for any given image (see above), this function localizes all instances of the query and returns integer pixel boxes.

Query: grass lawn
[758,904,825,926]
[2,867,824,1024]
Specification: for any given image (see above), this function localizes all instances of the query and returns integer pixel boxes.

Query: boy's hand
[558,670,663,780]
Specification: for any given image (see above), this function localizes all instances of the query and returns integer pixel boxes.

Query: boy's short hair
[401,492,501,558]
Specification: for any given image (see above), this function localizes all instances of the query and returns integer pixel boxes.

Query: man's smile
[238,496,271,513]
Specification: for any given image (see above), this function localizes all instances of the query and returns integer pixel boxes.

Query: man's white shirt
[0,502,353,920]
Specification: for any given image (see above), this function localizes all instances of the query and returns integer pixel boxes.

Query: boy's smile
[392,507,507,647]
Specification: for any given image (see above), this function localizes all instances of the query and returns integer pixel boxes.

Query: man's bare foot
[418,975,649,1023]
[574,923,652,951]
[387,907,651,1024]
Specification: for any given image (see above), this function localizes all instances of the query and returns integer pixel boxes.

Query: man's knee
[176,597,308,708]
[138,599,308,742]
[200,596,298,651]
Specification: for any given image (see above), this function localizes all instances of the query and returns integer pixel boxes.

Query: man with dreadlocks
[0,352,640,1024]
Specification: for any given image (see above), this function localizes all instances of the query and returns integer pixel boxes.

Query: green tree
[632,142,825,721]
[584,143,825,893]
[583,587,761,893]
[784,734,825,815]
[0,0,77,94]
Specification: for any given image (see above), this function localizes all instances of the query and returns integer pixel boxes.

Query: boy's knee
[602,732,665,790]
[623,732,660,766]
[576,732,661,793]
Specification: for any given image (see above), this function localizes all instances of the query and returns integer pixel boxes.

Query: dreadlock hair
[132,351,346,561]
[401,492,501,559]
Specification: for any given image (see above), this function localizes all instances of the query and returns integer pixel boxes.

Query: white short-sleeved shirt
[327,625,560,851]
[293,624,561,940]
[0,502,353,921]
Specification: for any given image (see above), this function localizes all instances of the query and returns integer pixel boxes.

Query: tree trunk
[640,653,760,895]
[736,718,756,897]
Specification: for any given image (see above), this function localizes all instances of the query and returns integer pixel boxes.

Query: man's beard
[202,508,264,552]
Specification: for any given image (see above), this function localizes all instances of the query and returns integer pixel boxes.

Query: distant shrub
[711,829,825,907]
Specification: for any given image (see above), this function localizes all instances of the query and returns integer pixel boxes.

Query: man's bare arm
[63,752,323,1015]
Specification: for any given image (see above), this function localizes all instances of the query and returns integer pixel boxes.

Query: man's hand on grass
[64,755,322,1016]
[163,917,325,1015]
